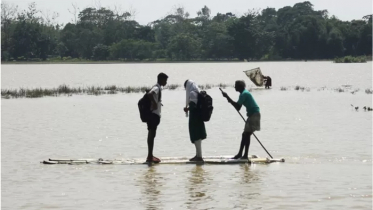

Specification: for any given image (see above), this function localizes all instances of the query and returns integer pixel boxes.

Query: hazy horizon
[4,0,372,25]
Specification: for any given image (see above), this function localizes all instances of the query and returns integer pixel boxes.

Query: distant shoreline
[1,59,336,65]
[2,57,371,65]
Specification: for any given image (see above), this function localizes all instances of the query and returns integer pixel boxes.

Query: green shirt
[237,89,260,117]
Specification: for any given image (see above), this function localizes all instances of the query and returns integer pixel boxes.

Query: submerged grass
[294,86,310,92]
[218,83,228,88]
[199,83,230,90]
[294,85,305,91]
[334,56,367,63]
[199,84,212,90]
[1,83,230,99]
[167,84,179,90]
[365,89,373,94]
[335,87,345,93]
[2,84,371,99]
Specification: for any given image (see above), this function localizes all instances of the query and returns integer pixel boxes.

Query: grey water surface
[2,62,372,210]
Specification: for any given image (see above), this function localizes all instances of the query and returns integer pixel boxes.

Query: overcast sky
[5,0,373,25]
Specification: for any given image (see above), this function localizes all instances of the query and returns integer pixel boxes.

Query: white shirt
[149,84,162,117]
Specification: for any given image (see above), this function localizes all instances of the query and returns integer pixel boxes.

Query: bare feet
[189,156,197,161]
[146,156,161,163]
[232,154,242,159]
[189,156,204,162]
[240,153,249,159]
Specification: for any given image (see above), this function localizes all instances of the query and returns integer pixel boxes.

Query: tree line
[1,1,372,61]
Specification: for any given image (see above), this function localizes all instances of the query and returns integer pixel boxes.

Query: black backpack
[138,86,161,123]
[197,91,213,122]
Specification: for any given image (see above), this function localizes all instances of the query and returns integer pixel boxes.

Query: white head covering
[185,80,199,106]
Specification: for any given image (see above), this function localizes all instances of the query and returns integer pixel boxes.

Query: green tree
[56,42,67,59]
[110,39,157,60]
[1,2,371,61]
[1,2,18,60]
[92,44,109,60]
[201,22,234,59]
[356,16,372,55]
[167,33,201,60]
[60,23,79,57]
[228,11,274,60]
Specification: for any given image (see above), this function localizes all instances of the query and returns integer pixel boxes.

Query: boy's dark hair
[157,72,168,81]
[184,79,189,88]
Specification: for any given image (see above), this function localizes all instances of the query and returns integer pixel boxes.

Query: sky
[4,0,373,25]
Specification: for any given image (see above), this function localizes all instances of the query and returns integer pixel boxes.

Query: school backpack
[138,86,161,123]
[197,91,213,122]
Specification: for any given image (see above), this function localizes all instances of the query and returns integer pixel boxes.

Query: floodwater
[1,62,372,210]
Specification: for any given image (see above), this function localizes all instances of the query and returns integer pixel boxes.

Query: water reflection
[239,164,260,184]
[139,165,163,210]
[185,165,212,209]
[232,164,262,209]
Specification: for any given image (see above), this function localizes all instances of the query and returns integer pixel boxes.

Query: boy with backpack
[138,73,168,163]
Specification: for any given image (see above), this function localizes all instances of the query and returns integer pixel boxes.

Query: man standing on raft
[221,80,261,159]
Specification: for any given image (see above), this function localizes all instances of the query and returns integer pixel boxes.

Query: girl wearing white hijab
[184,80,207,162]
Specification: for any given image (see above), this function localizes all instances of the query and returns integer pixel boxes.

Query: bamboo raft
[41,155,285,165]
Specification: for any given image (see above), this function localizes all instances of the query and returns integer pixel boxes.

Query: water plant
[365,89,373,94]
[334,56,367,63]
